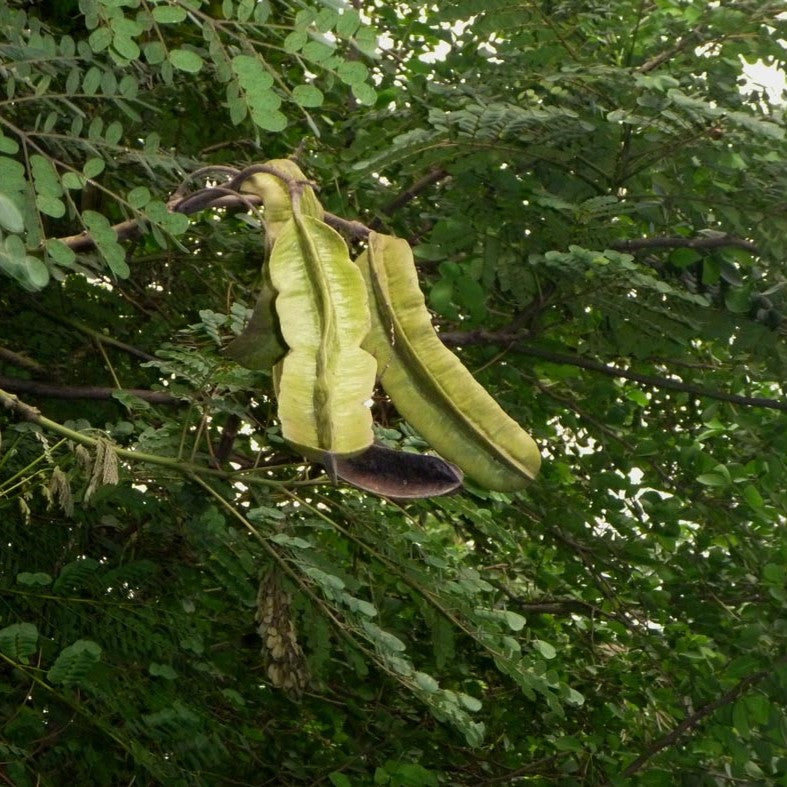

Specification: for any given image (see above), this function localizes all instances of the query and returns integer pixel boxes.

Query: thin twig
[638,24,705,73]
[29,310,157,362]
[0,388,284,488]
[472,756,559,785]
[495,581,633,628]
[437,338,787,412]
[369,167,449,230]
[613,653,787,781]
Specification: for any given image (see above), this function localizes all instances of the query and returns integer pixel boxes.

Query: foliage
[0,0,786,784]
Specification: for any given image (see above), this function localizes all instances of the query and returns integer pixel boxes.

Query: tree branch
[615,653,787,780]
[59,217,141,253]
[609,234,758,254]
[53,162,757,267]
[369,167,449,230]
[437,336,787,412]
[322,212,372,240]
[57,190,374,250]
[0,388,282,488]
[638,24,705,73]
[58,192,238,251]
[55,165,451,251]
[506,595,633,626]
[474,756,559,785]
[0,346,46,376]
[0,376,179,405]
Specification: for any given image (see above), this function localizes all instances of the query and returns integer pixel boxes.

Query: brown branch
[484,564,634,626]
[473,756,559,785]
[505,595,630,624]
[0,376,179,405]
[59,193,249,252]
[516,600,590,615]
[616,653,787,780]
[57,187,372,251]
[59,162,444,250]
[609,234,758,255]
[0,346,46,376]
[322,212,372,240]
[60,216,143,252]
[438,336,787,412]
[638,24,705,73]
[369,167,449,230]
[53,160,758,269]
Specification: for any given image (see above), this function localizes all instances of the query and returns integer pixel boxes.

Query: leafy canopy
[0,0,786,785]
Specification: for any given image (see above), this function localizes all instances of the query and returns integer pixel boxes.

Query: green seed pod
[355,231,541,491]
[269,214,376,459]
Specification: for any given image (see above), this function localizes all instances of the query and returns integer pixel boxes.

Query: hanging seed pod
[223,160,321,371]
[267,213,376,459]
[225,161,377,460]
[355,232,541,491]
[219,161,540,496]
[256,571,309,695]
[330,443,463,499]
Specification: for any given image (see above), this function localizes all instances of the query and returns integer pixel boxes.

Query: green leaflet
[356,232,541,492]
[270,214,377,458]
[223,267,285,371]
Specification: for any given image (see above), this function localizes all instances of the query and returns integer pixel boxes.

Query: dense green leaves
[0,623,38,664]
[47,640,102,686]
